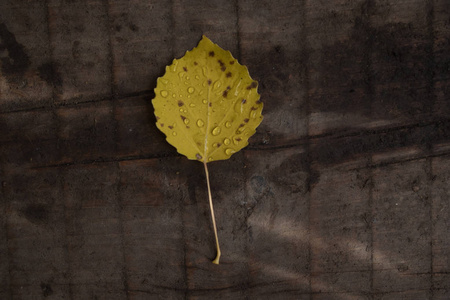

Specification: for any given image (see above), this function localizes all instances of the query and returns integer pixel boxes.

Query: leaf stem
[203,161,221,264]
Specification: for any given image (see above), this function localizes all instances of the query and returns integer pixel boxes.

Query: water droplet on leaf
[188,87,195,94]
[212,127,221,136]
[225,148,235,156]
[234,101,243,113]
[236,126,245,134]
[213,80,221,90]
[197,119,204,127]
[171,60,178,72]
[223,138,230,145]
[160,90,168,97]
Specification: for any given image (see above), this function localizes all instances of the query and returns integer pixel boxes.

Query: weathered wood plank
[4,167,71,299]
[0,94,176,169]
[119,159,186,297]
[48,0,112,103]
[57,101,116,163]
[0,166,10,299]
[307,0,371,136]
[240,0,308,146]
[310,167,372,295]
[371,0,434,124]
[0,1,53,112]
[245,148,310,298]
[115,95,174,158]
[239,1,311,296]
[172,0,239,57]
[0,109,59,169]
[373,290,430,300]
[372,160,432,294]
[432,155,450,296]
[108,0,173,96]
[434,0,450,118]
[63,162,126,298]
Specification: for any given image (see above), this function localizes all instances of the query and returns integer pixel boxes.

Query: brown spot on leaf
[168,125,173,129]
[207,79,212,85]
[183,67,188,72]
[160,123,164,127]
[244,118,249,123]
[178,100,184,107]
[256,100,262,104]
[236,137,242,141]
[221,66,226,72]
[194,61,198,65]
[209,102,212,107]
[156,116,160,120]
[217,143,222,147]
[218,59,224,66]
[239,123,245,127]
[222,85,230,97]
[226,72,232,77]
[196,153,202,160]
[251,106,257,110]
[229,61,235,65]
[209,51,215,57]
[246,81,258,90]
[242,99,247,104]
[180,115,186,121]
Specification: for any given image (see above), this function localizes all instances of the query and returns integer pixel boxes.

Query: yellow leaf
[152,35,263,163]
[152,36,263,264]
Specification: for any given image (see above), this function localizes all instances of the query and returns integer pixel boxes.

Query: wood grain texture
[48,0,112,104]
[0,1,52,112]
[0,0,449,299]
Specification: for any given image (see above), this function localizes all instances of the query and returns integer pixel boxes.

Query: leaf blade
[152,35,263,162]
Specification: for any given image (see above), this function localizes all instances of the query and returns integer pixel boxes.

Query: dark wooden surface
[1,0,449,299]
